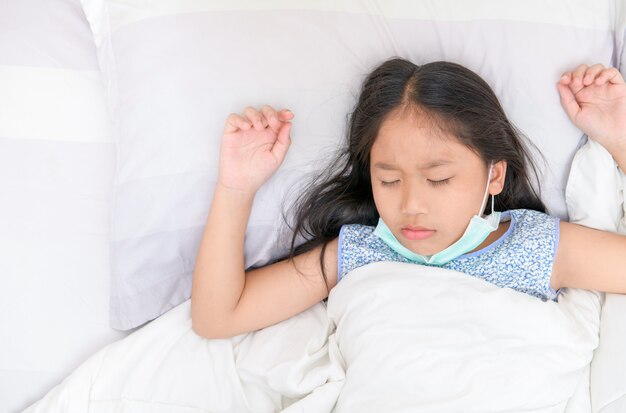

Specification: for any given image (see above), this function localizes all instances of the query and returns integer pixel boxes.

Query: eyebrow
[373,160,452,170]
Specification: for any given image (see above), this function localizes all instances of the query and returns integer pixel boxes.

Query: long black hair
[282,58,546,292]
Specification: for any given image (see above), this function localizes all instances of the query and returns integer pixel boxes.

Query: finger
[271,121,292,163]
[596,67,625,85]
[583,63,605,86]
[570,64,589,92]
[559,71,572,85]
[277,109,294,122]
[244,106,265,130]
[261,105,281,132]
[224,113,251,134]
[557,82,581,123]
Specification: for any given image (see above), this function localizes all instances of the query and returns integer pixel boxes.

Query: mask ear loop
[478,161,495,216]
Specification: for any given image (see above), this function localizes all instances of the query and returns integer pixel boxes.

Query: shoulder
[509,209,560,232]
[338,223,379,267]
[500,209,561,299]
[504,209,560,256]
[338,222,397,282]
[339,223,376,245]
[509,208,556,222]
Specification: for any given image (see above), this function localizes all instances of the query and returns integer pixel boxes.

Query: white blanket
[21,298,344,413]
[565,138,626,412]
[24,259,600,413]
[328,262,600,412]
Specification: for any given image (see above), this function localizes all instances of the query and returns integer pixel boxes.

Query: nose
[401,182,428,215]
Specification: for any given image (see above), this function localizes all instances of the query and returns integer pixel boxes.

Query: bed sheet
[2,0,625,412]
[0,1,135,411]
[21,261,600,413]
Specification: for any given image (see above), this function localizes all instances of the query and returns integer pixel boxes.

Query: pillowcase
[617,1,626,74]
[0,0,121,411]
[79,0,617,330]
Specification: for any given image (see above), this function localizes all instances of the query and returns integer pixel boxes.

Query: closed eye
[428,178,451,187]
[380,180,399,187]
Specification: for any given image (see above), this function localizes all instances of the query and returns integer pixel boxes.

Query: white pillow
[617,1,626,74]
[564,47,626,410]
[0,0,123,411]
[327,261,601,412]
[79,0,617,330]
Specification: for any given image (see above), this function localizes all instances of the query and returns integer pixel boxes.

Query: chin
[399,239,439,256]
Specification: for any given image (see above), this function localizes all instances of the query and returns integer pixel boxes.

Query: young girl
[190,58,626,339]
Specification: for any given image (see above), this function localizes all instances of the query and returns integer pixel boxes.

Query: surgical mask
[373,162,501,266]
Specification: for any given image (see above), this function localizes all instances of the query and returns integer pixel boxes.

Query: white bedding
[80,0,616,331]
[0,0,134,411]
[565,138,626,412]
[21,299,345,413]
[5,0,626,411]
[328,263,600,412]
[23,261,601,413]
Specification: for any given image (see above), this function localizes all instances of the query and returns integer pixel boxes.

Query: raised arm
[191,106,337,339]
[557,63,626,169]
[552,64,626,292]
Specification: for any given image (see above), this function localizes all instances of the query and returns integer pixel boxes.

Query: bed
[2,0,626,412]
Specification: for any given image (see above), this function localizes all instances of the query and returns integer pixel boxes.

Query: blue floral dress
[338,209,561,301]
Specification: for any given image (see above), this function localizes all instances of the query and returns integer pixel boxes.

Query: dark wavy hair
[281,58,546,293]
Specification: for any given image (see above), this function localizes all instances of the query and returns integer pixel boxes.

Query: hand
[557,64,626,154]
[217,105,294,194]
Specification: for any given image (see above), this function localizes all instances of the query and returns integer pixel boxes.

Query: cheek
[371,185,387,213]
[371,185,400,222]
[427,185,481,236]
[443,191,484,233]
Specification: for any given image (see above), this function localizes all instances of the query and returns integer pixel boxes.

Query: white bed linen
[22,259,600,413]
[21,299,345,413]
[328,263,601,413]
[78,0,616,331]
[565,139,626,412]
[0,0,136,411]
[3,0,625,412]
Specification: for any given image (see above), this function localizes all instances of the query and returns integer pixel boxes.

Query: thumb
[271,121,292,163]
[557,81,580,123]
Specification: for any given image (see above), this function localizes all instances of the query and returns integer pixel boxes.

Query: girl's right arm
[191,105,338,339]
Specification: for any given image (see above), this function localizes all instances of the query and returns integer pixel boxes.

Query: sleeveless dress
[337,209,561,301]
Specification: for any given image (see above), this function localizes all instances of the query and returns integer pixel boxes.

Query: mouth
[401,226,436,241]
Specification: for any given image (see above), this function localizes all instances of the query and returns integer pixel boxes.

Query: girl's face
[370,107,506,256]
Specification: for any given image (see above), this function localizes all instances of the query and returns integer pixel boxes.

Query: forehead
[371,107,476,166]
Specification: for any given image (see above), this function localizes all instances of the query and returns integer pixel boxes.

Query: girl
[190,58,626,339]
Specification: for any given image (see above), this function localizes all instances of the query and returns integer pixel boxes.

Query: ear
[488,160,507,195]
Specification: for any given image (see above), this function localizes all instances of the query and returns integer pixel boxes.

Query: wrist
[589,135,626,157]
[215,181,258,200]
[207,182,256,231]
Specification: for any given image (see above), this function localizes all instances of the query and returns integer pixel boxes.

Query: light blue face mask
[373,162,501,266]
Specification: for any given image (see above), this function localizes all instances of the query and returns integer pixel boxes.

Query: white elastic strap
[478,161,494,216]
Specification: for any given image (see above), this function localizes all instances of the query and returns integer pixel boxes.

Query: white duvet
[24,260,600,413]
[328,263,600,412]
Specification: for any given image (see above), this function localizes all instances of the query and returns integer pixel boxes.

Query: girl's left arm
[552,223,626,293]
[552,64,626,292]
